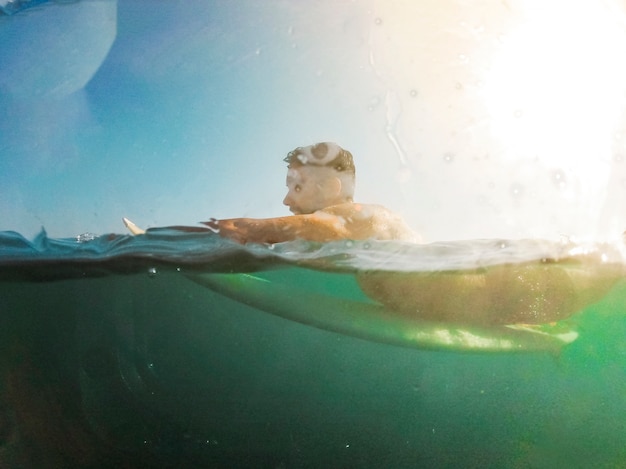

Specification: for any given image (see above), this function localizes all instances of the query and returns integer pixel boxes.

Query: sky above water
[2,0,626,242]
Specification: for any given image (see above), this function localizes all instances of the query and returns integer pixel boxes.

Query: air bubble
[513,109,523,118]
[148,267,158,277]
[410,89,418,97]
[443,153,454,163]
[374,17,382,25]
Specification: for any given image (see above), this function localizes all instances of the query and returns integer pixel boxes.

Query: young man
[124,142,419,244]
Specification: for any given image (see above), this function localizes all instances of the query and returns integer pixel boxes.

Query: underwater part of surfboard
[187,272,579,354]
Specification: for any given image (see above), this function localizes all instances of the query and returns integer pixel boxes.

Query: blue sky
[2,0,626,242]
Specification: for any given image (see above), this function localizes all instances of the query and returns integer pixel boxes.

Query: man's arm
[204,211,350,244]
[124,203,419,243]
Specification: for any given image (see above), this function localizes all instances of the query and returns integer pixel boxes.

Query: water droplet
[552,170,566,190]
[148,267,158,277]
[455,82,463,90]
[367,96,380,111]
[374,17,382,25]
[410,89,418,97]
[396,166,412,183]
[510,183,524,198]
[513,109,523,118]
[443,153,454,163]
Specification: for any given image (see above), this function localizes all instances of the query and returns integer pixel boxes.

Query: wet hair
[283,142,356,175]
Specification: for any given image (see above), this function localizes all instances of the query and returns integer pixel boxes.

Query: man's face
[283,165,340,214]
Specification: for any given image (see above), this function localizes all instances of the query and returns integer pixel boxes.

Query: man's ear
[326,176,342,197]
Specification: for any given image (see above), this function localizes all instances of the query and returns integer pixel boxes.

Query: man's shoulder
[317,203,420,242]
[317,202,389,218]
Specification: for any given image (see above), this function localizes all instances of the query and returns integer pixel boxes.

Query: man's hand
[203,218,250,244]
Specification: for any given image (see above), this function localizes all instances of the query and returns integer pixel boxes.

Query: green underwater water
[1,268,626,468]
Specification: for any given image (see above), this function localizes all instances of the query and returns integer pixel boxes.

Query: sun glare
[483,0,626,186]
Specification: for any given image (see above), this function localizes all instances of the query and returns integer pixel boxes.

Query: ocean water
[2,230,626,467]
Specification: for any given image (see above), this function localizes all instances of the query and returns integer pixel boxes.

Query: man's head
[282,142,356,214]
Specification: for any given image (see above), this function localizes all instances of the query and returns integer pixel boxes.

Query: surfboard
[187,269,579,354]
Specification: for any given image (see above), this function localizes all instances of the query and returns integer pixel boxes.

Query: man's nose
[283,193,291,206]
